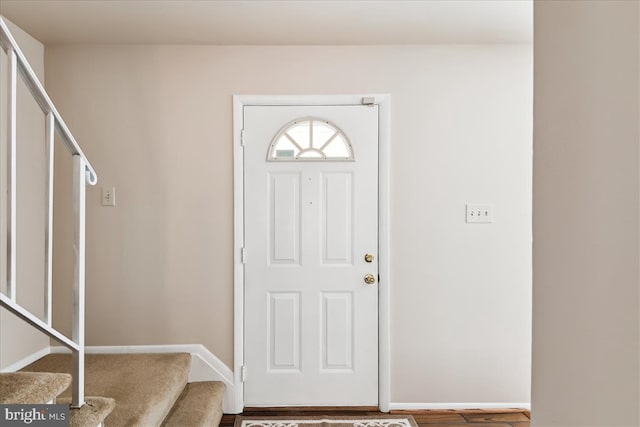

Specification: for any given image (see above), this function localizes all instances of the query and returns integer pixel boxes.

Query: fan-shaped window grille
[268,118,354,161]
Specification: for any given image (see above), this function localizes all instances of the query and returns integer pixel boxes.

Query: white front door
[243,105,379,406]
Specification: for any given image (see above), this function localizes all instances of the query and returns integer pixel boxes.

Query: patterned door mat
[234,415,418,427]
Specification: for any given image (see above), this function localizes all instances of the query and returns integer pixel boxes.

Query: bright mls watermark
[0,405,69,426]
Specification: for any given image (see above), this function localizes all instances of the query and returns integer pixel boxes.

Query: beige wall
[45,44,532,404]
[532,1,639,425]
[0,19,49,369]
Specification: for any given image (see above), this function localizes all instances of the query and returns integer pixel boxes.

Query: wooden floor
[221,407,531,427]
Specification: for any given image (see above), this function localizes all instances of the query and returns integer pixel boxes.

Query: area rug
[234,415,418,427]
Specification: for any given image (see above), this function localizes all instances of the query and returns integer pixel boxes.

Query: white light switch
[466,203,493,223]
[102,187,116,207]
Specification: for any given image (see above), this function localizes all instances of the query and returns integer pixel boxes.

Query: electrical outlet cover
[466,203,493,223]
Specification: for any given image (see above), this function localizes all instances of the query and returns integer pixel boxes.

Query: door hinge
[241,247,247,264]
[241,129,246,146]
[241,365,247,382]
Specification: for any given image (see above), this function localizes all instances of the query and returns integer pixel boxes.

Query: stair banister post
[6,46,17,301]
[72,154,86,408]
[44,112,55,326]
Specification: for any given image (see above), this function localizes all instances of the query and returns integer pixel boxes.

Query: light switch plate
[466,203,493,223]
[102,187,116,207]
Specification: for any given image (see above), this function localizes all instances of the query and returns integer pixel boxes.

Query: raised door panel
[268,292,301,371]
[321,292,354,371]
[321,172,354,265]
[269,173,301,265]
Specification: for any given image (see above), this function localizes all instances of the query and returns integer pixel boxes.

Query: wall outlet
[102,187,116,207]
[466,203,493,223]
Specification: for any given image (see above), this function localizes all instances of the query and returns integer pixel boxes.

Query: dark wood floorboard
[221,408,531,427]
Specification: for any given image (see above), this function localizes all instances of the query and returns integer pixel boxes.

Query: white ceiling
[0,0,532,45]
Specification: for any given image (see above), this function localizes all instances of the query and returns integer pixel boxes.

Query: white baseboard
[1,346,51,373]
[4,345,532,416]
[390,402,531,411]
[50,344,237,413]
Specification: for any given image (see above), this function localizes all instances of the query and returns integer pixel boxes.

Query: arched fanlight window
[268,117,354,161]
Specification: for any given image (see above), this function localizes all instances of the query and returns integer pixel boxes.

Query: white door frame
[233,94,390,413]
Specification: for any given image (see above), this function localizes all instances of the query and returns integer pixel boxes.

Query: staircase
[1,353,225,426]
[0,17,227,426]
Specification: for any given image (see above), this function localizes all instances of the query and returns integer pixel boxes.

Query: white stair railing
[0,17,97,408]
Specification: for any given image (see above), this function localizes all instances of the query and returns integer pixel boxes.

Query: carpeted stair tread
[22,353,191,427]
[56,396,116,427]
[0,372,71,404]
[161,381,225,427]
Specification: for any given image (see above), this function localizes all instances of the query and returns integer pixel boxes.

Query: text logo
[0,405,69,426]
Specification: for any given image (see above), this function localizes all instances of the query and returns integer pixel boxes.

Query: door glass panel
[313,122,337,148]
[323,135,350,158]
[268,117,354,161]
[286,122,311,148]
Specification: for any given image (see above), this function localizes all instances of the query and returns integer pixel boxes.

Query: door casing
[233,94,391,413]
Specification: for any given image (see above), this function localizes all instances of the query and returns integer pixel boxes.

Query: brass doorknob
[364,274,376,285]
[364,253,375,263]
